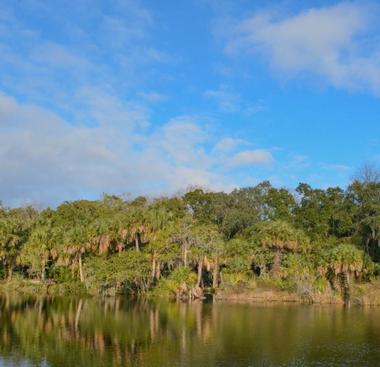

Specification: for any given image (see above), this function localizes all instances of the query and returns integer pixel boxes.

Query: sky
[1,0,380,207]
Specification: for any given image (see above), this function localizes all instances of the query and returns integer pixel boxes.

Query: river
[0,296,379,366]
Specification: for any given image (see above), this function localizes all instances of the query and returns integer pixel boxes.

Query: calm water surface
[0,295,380,366]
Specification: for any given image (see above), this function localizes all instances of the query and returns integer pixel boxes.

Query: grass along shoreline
[3,277,380,306]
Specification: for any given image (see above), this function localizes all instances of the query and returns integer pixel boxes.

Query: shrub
[152,266,197,299]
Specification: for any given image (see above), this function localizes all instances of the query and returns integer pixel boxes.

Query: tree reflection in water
[1,296,380,366]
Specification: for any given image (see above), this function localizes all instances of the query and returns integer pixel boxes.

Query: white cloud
[0,0,171,108]
[212,137,246,152]
[229,149,273,166]
[1,92,272,206]
[226,2,380,94]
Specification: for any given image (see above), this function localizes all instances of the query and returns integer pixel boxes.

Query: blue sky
[1,0,380,206]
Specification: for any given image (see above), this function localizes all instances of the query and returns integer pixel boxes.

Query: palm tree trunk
[183,243,188,267]
[155,261,161,280]
[272,249,282,275]
[41,260,46,281]
[212,257,220,288]
[41,264,46,282]
[135,233,141,252]
[342,271,350,303]
[7,265,12,281]
[197,257,203,287]
[151,254,156,280]
[329,275,338,291]
[365,238,370,254]
[78,254,84,283]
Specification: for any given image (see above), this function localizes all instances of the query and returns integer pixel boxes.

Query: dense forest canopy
[1,166,380,301]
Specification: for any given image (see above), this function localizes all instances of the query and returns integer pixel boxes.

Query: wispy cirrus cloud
[204,85,265,115]
[0,0,170,109]
[229,149,273,167]
[320,163,351,173]
[225,2,380,94]
[204,85,241,113]
[212,137,246,153]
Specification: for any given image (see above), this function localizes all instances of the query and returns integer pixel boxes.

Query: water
[0,296,380,367]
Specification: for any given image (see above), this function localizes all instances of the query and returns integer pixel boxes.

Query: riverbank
[0,279,88,297]
[215,287,343,304]
[3,279,380,306]
[215,280,380,306]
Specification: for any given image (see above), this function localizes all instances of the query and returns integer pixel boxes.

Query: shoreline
[3,279,380,306]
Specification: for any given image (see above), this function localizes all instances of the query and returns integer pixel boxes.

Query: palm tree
[61,224,94,283]
[144,204,177,281]
[172,215,198,268]
[0,216,29,280]
[256,220,309,275]
[328,244,370,299]
[192,224,224,289]
[22,226,54,280]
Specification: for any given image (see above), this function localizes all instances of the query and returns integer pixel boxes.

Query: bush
[152,266,197,299]
[222,272,256,291]
[85,250,151,295]
[48,265,73,283]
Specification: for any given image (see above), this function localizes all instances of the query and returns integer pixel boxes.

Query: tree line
[1,166,380,300]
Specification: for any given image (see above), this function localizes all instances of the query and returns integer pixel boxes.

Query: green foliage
[255,220,310,252]
[282,253,328,295]
[85,250,151,295]
[1,178,380,302]
[327,244,370,276]
[152,266,197,298]
[223,239,254,274]
[48,265,73,283]
[222,273,257,290]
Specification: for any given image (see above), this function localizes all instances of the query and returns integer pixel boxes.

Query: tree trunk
[365,238,370,255]
[212,257,220,288]
[41,260,46,281]
[183,243,188,267]
[341,271,350,304]
[197,257,203,288]
[220,271,225,287]
[329,275,338,291]
[135,233,141,252]
[155,261,161,280]
[78,254,85,283]
[7,265,12,281]
[272,249,282,275]
[151,254,156,280]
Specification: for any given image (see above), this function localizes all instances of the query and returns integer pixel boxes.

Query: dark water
[1,296,380,367]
